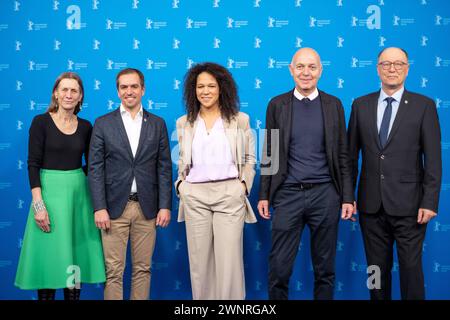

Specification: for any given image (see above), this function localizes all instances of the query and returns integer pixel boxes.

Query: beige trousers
[101,200,156,300]
[179,178,247,300]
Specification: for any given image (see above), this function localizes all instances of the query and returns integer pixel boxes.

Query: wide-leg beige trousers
[179,178,247,300]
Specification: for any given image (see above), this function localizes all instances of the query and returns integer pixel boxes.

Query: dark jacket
[259,89,354,205]
[348,89,442,216]
[89,108,172,219]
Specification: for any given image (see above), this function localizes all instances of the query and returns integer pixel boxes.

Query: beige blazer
[175,112,257,224]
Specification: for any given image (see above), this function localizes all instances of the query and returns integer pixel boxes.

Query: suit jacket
[89,108,172,220]
[175,112,257,223]
[348,89,442,216]
[259,89,354,205]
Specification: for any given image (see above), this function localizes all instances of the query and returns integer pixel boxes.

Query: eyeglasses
[378,61,408,70]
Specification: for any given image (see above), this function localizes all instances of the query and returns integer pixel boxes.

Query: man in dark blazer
[89,68,172,300]
[348,47,442,300]
[258,48,354,300]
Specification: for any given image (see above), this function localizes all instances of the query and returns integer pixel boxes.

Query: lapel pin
[405,100,408,104]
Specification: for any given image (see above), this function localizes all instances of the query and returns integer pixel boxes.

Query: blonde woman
[15,72,105,300]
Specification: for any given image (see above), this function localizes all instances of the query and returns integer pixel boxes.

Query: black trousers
[37,288,81,300]
[268,182,340,300]
[359,206,427,300]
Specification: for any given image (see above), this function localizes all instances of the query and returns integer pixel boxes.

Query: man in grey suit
[348,47,442,299]
[89,68,172,300]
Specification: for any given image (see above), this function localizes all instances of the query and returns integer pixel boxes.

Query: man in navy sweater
[258,48,354,300]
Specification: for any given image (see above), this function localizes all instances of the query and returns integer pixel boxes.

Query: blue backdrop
[0,0,449,300]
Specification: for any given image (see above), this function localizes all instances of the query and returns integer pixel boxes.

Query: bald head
[289,47,323,96]
[377,47,408,62]
[291,48,322,66]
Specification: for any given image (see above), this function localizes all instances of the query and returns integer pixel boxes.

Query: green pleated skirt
[15,169,106,290]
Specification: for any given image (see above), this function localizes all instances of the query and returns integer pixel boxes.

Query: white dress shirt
[293,87,319,101]
[120,104,143,194]
[377,87,404,136]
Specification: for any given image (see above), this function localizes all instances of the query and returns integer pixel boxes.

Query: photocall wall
[1,0,449,299]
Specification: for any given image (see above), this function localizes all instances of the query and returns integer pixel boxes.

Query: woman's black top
[27,112,92,189]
